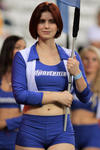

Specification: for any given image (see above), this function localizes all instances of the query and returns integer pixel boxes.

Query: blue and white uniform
[71,89,100,149]
[0,82,22,150]
[12,42,91,149]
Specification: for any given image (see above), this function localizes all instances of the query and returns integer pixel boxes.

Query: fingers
[67,94,73,107]
[67,57,80,75]
[73,55,76,59]
[63,91,73,107]
[67,57,78,65]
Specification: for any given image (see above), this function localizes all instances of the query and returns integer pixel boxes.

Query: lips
[42,31,50,34]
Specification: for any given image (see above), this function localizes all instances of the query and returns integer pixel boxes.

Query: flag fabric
[57,1,69,33]
[59,0,80,8]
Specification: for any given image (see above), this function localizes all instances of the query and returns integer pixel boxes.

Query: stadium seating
[0,0,100,49]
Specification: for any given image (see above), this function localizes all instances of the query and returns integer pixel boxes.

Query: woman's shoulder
[19,47,31,58]
[14,46,32,64]
[19,43,36,62]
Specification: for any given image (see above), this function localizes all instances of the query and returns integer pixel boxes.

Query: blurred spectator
[71,45,100,150]
[87,9,100,49]
[0,35,26,150]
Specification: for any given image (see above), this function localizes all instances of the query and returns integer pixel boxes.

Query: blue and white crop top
[0,80,20,108]
[12,42,91,106]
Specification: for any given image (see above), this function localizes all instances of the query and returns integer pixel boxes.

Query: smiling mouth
[42,31,50,33]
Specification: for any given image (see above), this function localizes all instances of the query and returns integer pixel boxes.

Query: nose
[87,59,93,65]
[44,21,49,28]
[88,59,92,63]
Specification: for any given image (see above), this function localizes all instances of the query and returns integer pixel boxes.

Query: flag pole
[64,7,80,131]
[66,34,70,48]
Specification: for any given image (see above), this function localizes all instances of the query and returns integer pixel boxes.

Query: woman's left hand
[67,56,80,76]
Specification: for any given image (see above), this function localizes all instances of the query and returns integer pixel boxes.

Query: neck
[38,39,56,51]
[5,71,11,78]
[3,71,11,84]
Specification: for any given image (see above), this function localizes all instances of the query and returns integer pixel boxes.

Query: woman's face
[13,39,26,57]
[82,50,100,74]
[37,11,57,40]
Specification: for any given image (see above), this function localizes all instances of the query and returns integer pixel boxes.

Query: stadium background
[0,0,100,50]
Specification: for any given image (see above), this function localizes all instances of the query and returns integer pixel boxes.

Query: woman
[12,2,91,150]
[71,46,100,150]
[0,35,26,150]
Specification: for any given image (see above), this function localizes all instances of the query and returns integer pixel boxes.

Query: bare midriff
[0,108,22,120]
[71,109,98,125]
[24,103,66,116]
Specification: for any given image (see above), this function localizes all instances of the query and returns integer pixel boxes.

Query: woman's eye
[38,19,56,24]
[92,58,97,61]
[84,57,88,61]
[38,19,45,23]
[14,46,20,49]
[49,19,56,23]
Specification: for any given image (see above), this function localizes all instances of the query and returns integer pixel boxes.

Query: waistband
[23,114,70,123]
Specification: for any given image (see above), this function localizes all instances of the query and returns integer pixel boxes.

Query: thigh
[48,143,75,150]
[15,145,45,150]
[83,148,100,150]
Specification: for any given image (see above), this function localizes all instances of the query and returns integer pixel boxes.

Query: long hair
[0,35,24,79]
[80,45,100,97]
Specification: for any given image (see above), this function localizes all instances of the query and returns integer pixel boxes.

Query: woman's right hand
[58,91,73,107]
[42,90,73,107]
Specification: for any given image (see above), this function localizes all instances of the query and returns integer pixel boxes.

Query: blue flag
[57,1,69,33]
[59,0,80,8]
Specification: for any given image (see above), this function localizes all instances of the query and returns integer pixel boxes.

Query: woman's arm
[6,116,23,130]
[42,90,73,107]
[12,52,43,106]
[67,52,92,103]
[0,116,23,130]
